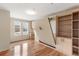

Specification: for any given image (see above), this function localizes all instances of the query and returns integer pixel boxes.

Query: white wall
[32,18,55,46]
[0,9,10,52]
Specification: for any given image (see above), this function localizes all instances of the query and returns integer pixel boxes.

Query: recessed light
[25,10,36,15]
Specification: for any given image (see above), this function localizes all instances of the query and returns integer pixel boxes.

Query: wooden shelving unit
[72,12,79,55]
[56,12,79,55]
[57,14,72,38]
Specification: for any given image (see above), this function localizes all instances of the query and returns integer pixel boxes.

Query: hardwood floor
[28,40,64,56]
[0,40,64,56]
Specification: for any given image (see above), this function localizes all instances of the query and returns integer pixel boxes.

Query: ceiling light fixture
[25,10,36,15]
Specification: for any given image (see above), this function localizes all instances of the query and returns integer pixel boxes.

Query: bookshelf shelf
[72,12,79,55]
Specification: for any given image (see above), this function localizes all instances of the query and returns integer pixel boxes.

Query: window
[14,20,21,36]
[22,22,29,35]
[13,20,29,36]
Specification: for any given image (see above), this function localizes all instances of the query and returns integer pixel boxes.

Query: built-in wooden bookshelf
[57,14,72,38]
[72,12,79,55]
[56,11,79,55]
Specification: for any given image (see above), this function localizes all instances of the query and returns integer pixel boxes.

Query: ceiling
[0,3,79,21]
